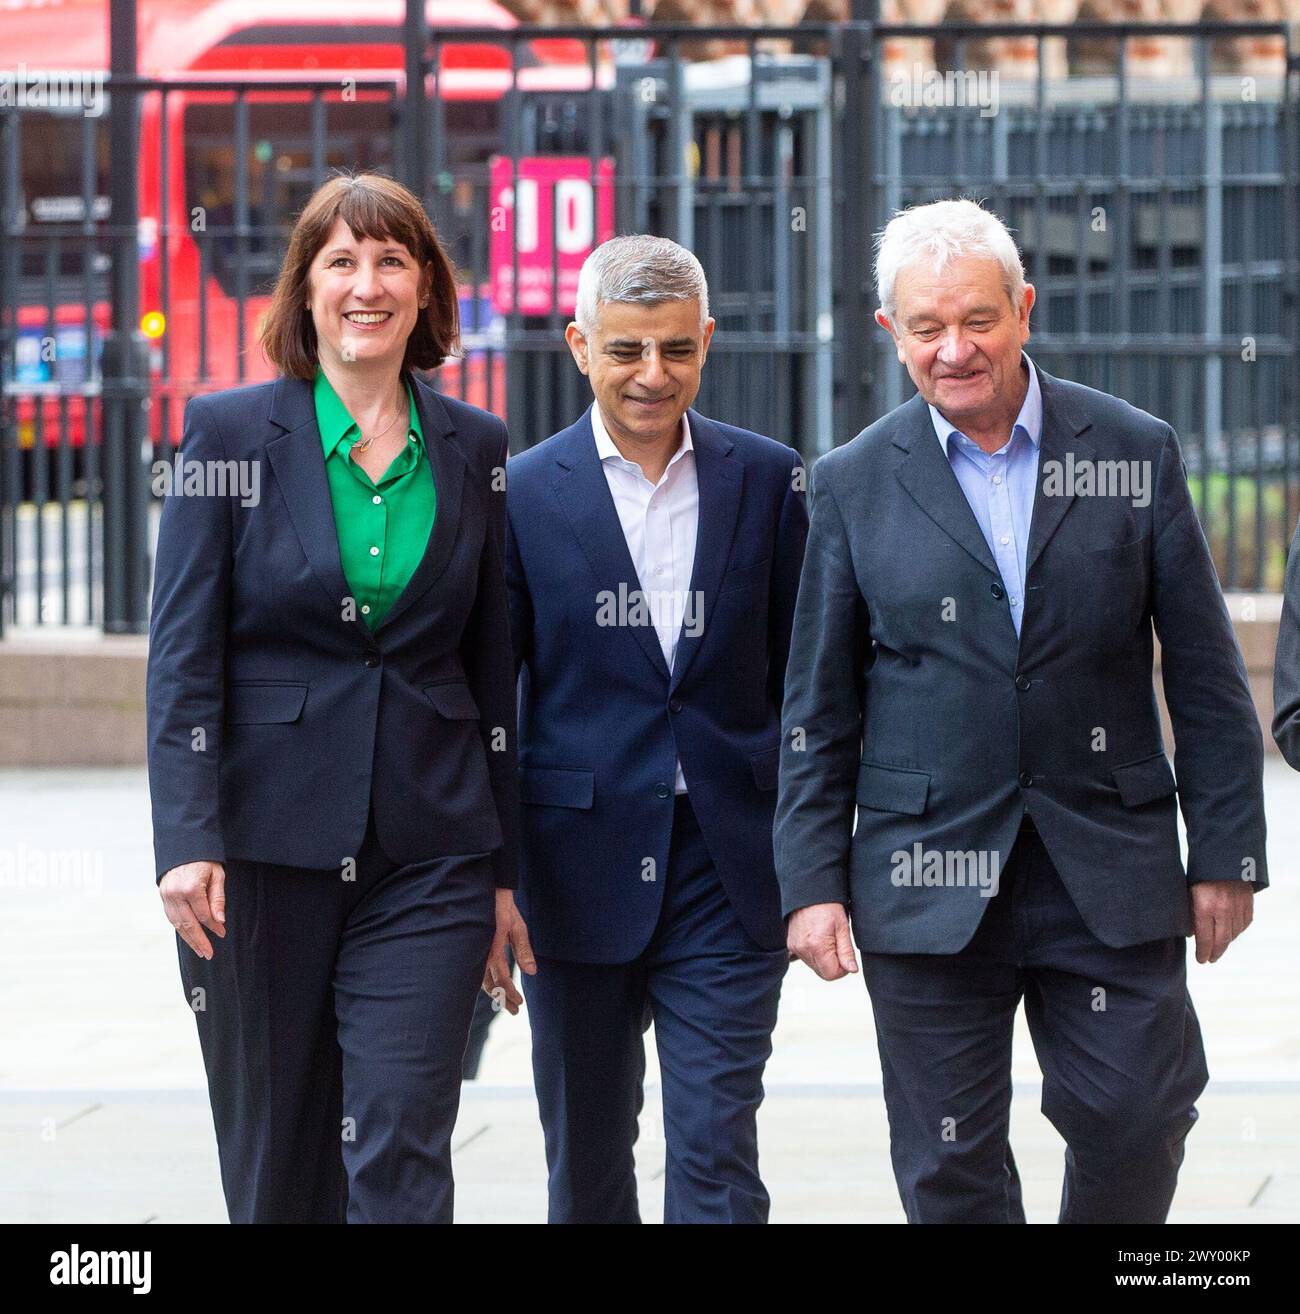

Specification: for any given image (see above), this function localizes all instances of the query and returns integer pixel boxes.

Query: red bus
[3,0,608,460]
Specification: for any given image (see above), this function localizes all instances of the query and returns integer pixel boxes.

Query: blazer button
[1015,675,1031,691]
[669,698,683,714]
[364,652,380,668]
[655,783,671,799]
[1019,771,1034,788]
[991,582,1005,600]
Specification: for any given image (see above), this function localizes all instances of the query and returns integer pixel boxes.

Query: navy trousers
[177,803,495,1223]
[524,796,788,1224]
[862,823,1209,1224]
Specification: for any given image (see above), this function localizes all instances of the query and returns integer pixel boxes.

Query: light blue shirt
[928,352,1043,637]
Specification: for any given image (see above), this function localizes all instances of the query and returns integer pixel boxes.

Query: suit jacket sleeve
[146,396,231,882]
[1272,513,1300,768]
[767,451,809,713]
[504,466,534,681]
[461,420,522,889]
[1151,424,1268,889]
[773,456,870,915]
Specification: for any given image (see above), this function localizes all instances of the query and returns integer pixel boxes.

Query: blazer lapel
[1025,367,1095,576]
[891,391,1001,578]
[669,411,742,693]
[376,372,464,632]
[551,408,671,682]
[264,376,370,640]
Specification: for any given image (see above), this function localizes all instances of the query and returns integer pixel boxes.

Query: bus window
[16,113,111,295]
[183,97,397,298]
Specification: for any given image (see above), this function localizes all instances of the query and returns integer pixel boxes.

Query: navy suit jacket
[506,406,808,962]
[775,367,1268,953]
[147,371,521,888]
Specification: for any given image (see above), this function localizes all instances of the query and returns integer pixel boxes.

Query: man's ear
[875,309,907,365]
[699,317,716,366]
[564,322,590,376]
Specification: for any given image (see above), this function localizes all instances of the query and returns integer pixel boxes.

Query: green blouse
[314,369,436,631]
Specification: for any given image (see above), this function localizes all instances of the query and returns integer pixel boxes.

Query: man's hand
[159,861,226,959]
[787,902,858,981]
[482,889,537,1015]
[1190,880,1254,964]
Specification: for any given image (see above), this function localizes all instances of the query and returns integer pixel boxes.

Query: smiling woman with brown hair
[146,172,533,1224]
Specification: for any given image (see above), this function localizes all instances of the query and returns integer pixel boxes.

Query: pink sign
[490,156,615,316]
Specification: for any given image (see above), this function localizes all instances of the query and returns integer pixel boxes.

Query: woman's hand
[482,889,537,1016]
[160,861,227,959]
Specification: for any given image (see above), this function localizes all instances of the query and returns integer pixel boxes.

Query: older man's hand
[787,902,858,981]
[1190,880,1254,964]
[160,861,226,959]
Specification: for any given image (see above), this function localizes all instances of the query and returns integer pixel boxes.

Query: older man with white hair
[775,198,1266,1223]
[502,234,808,1223]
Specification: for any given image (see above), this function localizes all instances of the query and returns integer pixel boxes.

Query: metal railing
[1,18,1297,635]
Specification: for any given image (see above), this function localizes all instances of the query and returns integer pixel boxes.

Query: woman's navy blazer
[146,371,520,888]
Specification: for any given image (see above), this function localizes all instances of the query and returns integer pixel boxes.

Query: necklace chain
[350,401,404,453]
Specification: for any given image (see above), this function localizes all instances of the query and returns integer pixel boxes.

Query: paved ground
[2,761,1298,1223]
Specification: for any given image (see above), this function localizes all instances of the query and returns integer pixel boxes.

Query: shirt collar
[314,368,422,459]
[928,351,1042,458]
[590,401,694,472]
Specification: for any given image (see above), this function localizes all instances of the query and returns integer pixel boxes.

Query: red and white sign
[490,156,615,316]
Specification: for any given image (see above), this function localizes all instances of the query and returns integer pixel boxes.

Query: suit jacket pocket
[719,557,771,595]
[856,761,930,815]
[422,682,480,720]
[1111,751,1176,807]
[227,681,308,725]
[519,765,595,809]
[750,745,780,791]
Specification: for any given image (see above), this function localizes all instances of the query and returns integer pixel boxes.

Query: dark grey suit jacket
[1272,519,1300,766]
[775,366,1267,953]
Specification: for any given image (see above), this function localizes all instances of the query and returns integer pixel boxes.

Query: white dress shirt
[590,402,698,794]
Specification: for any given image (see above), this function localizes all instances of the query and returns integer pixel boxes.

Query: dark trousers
[862,823,1209,1224]
[178,803,495,1223]
[524,796,788,1224]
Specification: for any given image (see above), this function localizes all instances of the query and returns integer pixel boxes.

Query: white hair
[574,234,709,337]
[874,198,1026,323]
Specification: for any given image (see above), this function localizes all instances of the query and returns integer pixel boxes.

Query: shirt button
[1000,534,1010,545]
[1010,597,1020,607]
[361,604,371,615]
[372,495,382,504]
[370,546,380,556]
[992,475,1003,485]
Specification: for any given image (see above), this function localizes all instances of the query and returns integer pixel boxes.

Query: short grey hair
[874,198,1026,323]
[574,234,710,337]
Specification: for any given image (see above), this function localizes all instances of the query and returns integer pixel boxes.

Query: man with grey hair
[500,234,808,1222]
[775,197,1266,1222]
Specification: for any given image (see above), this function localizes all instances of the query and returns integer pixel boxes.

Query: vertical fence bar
[0,102,18,635]
[834,19,874,441]
[103,0,149,633]
[1200,36,1227,584]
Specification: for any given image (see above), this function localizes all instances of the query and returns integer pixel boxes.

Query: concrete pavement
[2,761,1298,1223]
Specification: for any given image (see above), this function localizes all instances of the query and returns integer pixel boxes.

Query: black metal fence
[1,18,1297,634]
